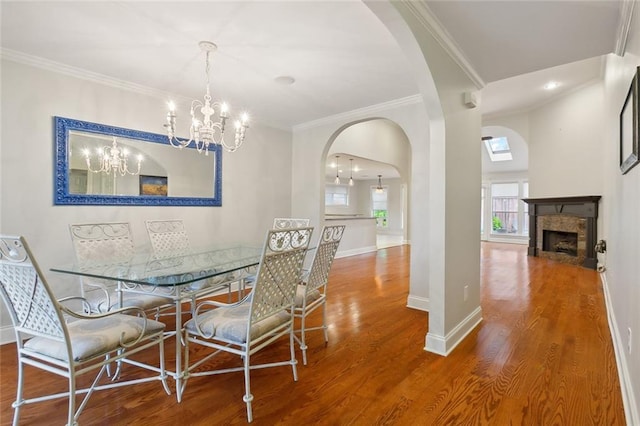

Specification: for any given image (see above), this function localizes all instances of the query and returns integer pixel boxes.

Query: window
[371,187,388,228]
[325,184,349,206]
[484,136,513,162]
[485,181,528,238]
[522,182,529,235]
[491,182,519,234]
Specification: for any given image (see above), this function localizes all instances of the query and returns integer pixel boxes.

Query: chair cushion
[24,315,165,362]
[114,292,172,309]
[184,301,290,344]
[294,284,322,308]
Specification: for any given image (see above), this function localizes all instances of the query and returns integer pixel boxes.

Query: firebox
[543,230,578,257]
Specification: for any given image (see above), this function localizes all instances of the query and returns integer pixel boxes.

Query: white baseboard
[601,272,639,426]
[424,307,483,356]
[486,237,528,245]
[335,245,378,259]
[1,325,15,345]
[407,295,429,311]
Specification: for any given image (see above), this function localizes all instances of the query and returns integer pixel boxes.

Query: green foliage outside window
[374,209,388,227]
[492,216,503,231]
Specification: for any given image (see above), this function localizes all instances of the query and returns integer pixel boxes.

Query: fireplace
[543,230,578,256]
[522,196,600,269]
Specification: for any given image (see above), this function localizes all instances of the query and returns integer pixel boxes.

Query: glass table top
[51,245,263,286]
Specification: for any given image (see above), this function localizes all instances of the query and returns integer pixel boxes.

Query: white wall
[528,81,605,198]
[0,58,293,337]
[601,8,640,421]
[483,111,530,143]
[329,118,412,181]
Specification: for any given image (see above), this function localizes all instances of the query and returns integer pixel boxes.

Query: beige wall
[0,59,294,338]
[528,81,605,198]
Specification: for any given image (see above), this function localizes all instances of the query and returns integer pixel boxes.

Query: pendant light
[334,155,341,184]
[376,175,384,193]
[349,158,354,186]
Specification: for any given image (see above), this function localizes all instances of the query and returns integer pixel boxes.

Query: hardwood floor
[0,242,625,425]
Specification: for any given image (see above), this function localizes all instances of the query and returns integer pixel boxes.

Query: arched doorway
[324,118,411,252]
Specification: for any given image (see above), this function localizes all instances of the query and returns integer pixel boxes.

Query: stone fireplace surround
[522,196,601,269]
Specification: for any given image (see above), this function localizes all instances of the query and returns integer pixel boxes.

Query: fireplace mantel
[522,196,601,269]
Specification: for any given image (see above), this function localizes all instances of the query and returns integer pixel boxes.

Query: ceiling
[326,154,400,182]
[0,1,417,130]
[0,1,624,175]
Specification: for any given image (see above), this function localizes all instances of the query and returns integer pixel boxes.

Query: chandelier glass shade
[83,137,143,176]
[164,41,249,155]
[376,174,384,193]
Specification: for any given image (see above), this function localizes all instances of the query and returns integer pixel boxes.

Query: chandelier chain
[204,50,211,100]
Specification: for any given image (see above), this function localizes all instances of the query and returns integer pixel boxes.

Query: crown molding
[293,94,422,131]
[0,48,295,131]
[615,0,636,56]
[0,48,190,103]
[400,1,485,90]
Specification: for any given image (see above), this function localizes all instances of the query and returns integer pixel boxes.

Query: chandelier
[83,137,143,176]
[164,41,249,155]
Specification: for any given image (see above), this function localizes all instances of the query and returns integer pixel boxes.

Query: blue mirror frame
[54,116,222,206]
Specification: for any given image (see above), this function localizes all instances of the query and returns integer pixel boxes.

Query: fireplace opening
[543,230,578,257]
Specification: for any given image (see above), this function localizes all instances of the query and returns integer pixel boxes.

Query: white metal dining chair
[144,219,191,257]
[144,219,235,306]
[241,218,312,294]
[182,226,313,423]
[273,218,310,229]
[293,225,345,365]
[0,235,170,426]
[69,222,173,315]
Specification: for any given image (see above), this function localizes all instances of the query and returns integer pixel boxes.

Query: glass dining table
[51,245,263,401]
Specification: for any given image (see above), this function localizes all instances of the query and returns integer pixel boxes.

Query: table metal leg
[174,294,184,402]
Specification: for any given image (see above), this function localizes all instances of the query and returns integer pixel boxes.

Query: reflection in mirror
[55,117,222,206]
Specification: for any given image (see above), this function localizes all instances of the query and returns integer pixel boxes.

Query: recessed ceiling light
[274,75,295,85]
[544,81,560,90]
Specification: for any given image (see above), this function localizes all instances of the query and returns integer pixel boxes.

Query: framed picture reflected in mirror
[140,175,168,196]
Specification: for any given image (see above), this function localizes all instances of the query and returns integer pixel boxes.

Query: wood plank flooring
[0,242,626,425]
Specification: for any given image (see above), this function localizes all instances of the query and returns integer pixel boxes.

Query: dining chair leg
[67,375,76,426]
[322,301,329,343]
[159,335,171,395]
[237,279,242,300]
[290,324,299,380]
[11,359,25,426]
[299,314,308,366]
[242,354,254,423]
